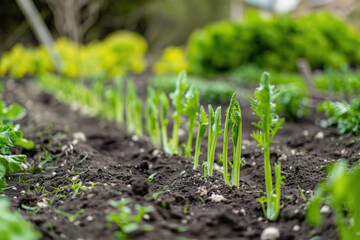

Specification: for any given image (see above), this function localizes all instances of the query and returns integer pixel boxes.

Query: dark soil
[3,76,359,240]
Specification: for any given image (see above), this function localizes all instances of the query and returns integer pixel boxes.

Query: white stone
[320,205,330,214]
[209,193,226,203]
[292,225,300,231]
[131,135,139,142]
[315,131,324,139]
[278,154,287,161]
[152,149,160,157]
[261,227,280,240]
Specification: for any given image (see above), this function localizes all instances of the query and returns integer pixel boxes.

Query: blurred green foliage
[230,64,309,120]
[150,75,234,104]
[0,198,41,240]
[306,160,360,239]
[318,96,360,135]
[0,31,147,78]
[188,11,360,75]
[314,66,360,97]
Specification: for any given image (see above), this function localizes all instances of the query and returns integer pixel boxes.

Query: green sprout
[230,96,243,187]
[169,71,188,155]
[159,93,171,154]
[107,199,154,239]
[251,72,285,221]
[115,76,125,125]
[66,176,86,195]
[182,85,200,157]
[147,172,157,182]
[193,106,208,170]
[126,80,143,137]
[0,198,41,240]
[306,160,360,240]
[145,87,161,146]
[54,209,85,222]
[206,106,222,177]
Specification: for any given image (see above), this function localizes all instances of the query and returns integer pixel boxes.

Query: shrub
[187,11,360,75]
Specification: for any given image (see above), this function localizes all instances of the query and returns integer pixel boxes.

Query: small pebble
[152,149,160,157]
[209,193,226,203]
[261,227,280,240]
[278,154,287,161]
[143,214,150,220]
[72,132,86,142]
[303,130,309,137]
[52,172,57,176]
[86,216,94,222]
[181,219,188,224]
[240,209,246,216]
[320,205,330,214]
[292,225,300,231]
[315,131,324,139]
[131,135,139,142]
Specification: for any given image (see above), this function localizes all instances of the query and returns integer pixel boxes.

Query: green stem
[185,122,194,157]
[193,128,202,170]
[171,117,180,154]
[232,120,242,187]
[222,118,230,186]
[207,136,217,176]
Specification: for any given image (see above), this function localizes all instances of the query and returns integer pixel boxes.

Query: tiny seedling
[145,87,161,145]
[182,85,200,157]
[193,106,208,170]
[251,72,285,221]
[66,176,86,195]
[306,160,360,240]
[159,93,171,154]
[54,209,85,222]
[145,188,168,201]
[147,172,157,182]
[206,106,222,177]
[169,71,188,155]
[107,199,154,239]
[219,92,244,186]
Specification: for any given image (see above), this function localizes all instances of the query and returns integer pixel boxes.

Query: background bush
[187,11,360,75]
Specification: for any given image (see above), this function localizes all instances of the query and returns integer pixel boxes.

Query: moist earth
[3,77,359,240]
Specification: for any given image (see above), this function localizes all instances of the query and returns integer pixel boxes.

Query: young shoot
[231,100,243,187]
[183,85,200,157]
[193,106,208,170]
[159,93,171,154]
[169,72,188,155]
[126,80,143,136]
[115,76,125,125]
[251,72,285,221]
[145,87,161,146]
[107,199,154,239]
[206,106,222,177]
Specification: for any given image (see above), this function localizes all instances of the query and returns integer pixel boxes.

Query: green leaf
[0,198,41,240]
[0,164,5,178]
[306,196,323,227]
[0,154,26,174]
[0,102,25,125]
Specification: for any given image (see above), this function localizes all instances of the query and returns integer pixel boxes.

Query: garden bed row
[3,77,359,240]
